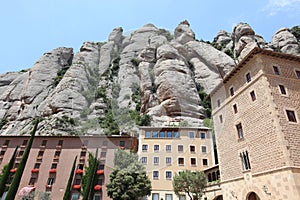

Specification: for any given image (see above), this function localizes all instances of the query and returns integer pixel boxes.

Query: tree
[5,118,39,200]
[0,146,19,197]
[81,149,99,200]
[63,156,77,200]
[106,149,151,200]
[173,170,206,200]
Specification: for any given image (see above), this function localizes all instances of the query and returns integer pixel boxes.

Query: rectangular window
[153,157,159,165]
[166,157,172,165]
[152,193,159,200]
[41,140,47,147]
[141,157,147,164]
[179,195,186,200]
[219,115,223,123]
[100,151,106,157]
[166,145,171,152]
[201,146,207,154]
[0,151,5,156]
[153,171,159,180]
[29,177,36,186]
[236,123,244,139]
[22,140,28,146]
[167,131,172,138]
[154,145,159,152]
[58,140,63,146]
[165,194,173,200]
[174,132,180,138]
[166,171,172,179]
[142,144,148,152]
[191,158,196,166]
[240,151,251,170]
[273,66,280,75]
[166,194,173,200]
[18,150,24,157]
[202,159,208,166]
[190,145,195,153]
[296,70,300,79]
[230,87,234,96]
[94,194,101,200]
[246,72,251,82]
[178,145,183,152]
[38,151,44,157]
[153,132,158,138]
[80,151,86,157]
[286,110,297,122]
[279,85,287,95]
[250,90,256,101]
[217,99,221,107]
[145,132,151,138]
[34,163,41,169]
[3,140,10,146]
[178,157,184,165]
[47,178,55,186]
[159,131,165,138]
[119,141,125,147]
[54,151,61,157]
[71,194,80,200]
[189,132,195,139]
[233,104,238,113]
[200,133,206,139]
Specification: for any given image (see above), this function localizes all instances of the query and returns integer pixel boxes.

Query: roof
[210,47,300,95]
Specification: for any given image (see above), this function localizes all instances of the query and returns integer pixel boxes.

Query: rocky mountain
[0,21,299,136]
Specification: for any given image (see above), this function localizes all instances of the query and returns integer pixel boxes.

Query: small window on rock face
[233,104,238,113]
[246,72,251,82]
[279,85,287,95]
[273,66,280,75]
[296,70,300,79]
[250,91,256,101]
[230,87,234,96]
[286,110,297,122]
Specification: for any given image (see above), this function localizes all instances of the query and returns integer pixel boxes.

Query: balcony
[96,170,104,175]
[75,169,84,175]
[94,185,102,191]
[49,169,57,173]
[10,168,17,173]
[73,184,81,190]
[31,168,39,173]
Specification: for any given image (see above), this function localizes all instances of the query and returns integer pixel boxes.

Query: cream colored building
[210,47,300,200]
[138,126,215,200]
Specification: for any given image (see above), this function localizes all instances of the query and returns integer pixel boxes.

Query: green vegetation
[0,147,18,198]
[290,26,300,41]
[196,84,211,118]
[53,65,71,86]
[5,119,39,200]
[106,149,151,200]
[130,58,140,67]
[63,156,77,200]
[173,170,206,200]
[82,150,99,200]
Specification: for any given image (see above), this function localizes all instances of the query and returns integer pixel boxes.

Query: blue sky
[0,0,299,74]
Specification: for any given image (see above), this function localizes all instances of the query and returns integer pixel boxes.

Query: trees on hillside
[173,170,206,200]
[106,149,151,200]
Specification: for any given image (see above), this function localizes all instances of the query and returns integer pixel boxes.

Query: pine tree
[5,118,39,200]
[0,146,18,198]
[63,156,77,200]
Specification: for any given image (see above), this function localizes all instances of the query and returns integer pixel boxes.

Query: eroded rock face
[270,28,300,55]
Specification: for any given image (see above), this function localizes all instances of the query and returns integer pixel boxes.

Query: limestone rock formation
[0,21,299,135]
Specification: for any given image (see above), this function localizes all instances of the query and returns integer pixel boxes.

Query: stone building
[0,135,137,200]
[210,47,300,200]
[138,126,215,200]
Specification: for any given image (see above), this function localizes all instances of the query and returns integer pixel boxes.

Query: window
[189,132,195,139]
[100,151,106,157]
[119,141,125,147]
[178,158,184,165]
[250,90,256,101]
[153,157,159,165]
[296,70,300,79]
[167,131,172,138]
[141,157,147,164]
[174,132,180,138]
[54,151,61,157]
[200,133,206,139]
[51,163,57,169]
[166,171,172,179]
[178,145,183,152]
[217,99,221,107]
[166,157,172,165]
[230,87,234,96]
[18,150,24,157]
[279,85,287,95]
[202,159,208,166]
[142,144,148,152]
[34,163,41,169]
[286,110,297,122]
[165,194,173,200]
[77,164,84,170]
[58,140,63,146]
[153,132,158,138]
[159,131,165,138]
[273,66,280,75]
[41,140,47,147]
[22,140,28,146]
[145,132,151,138]
[153,171,159,180]
[219,115,223,123]
[38,151,44,157]
[80,151,86,157]
[166,145,171,152]
[179,195,186,200]
[240,151,251,170]
[47,178,55,186]
[233,104,238,113]
[152,193,159,200]
[71,194,80,200]
[201,146,207,154]
[246,72,251,82]
[29,177,36,186]
[191,158,196,166]
[236,123,244,139]
[3,140,10,146]
[94,194,101,200]
[190,145,195,153]
[0,151,5,156]
[154,145,159,152]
